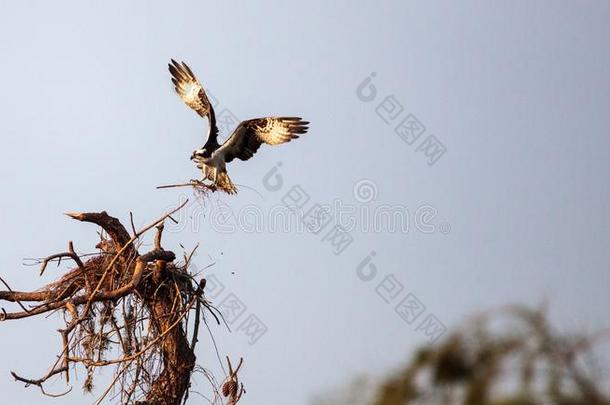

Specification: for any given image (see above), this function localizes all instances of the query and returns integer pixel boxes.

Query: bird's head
[190,148,209,160]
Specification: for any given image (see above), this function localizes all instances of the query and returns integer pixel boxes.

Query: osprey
[169,59,309,194]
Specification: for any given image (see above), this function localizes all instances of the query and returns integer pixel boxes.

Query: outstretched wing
[168,59,218,145]
[217,117,309,162]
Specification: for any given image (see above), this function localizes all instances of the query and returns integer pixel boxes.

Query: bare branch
[11,369,73,398]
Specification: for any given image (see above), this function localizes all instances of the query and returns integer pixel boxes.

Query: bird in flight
[168,59,309,194]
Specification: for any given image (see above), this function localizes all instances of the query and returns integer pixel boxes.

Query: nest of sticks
[0,202,244,404]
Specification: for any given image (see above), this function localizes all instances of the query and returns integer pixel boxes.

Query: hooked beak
[191,149,205,160]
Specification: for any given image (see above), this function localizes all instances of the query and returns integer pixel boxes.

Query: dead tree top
[0,201,244,404]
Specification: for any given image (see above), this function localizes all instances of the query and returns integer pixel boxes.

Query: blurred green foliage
[314,305,609,405]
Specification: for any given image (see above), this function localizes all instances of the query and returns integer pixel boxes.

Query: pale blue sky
[0,1,609,404]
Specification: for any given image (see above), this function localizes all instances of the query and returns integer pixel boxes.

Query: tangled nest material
[0,201,245,404]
